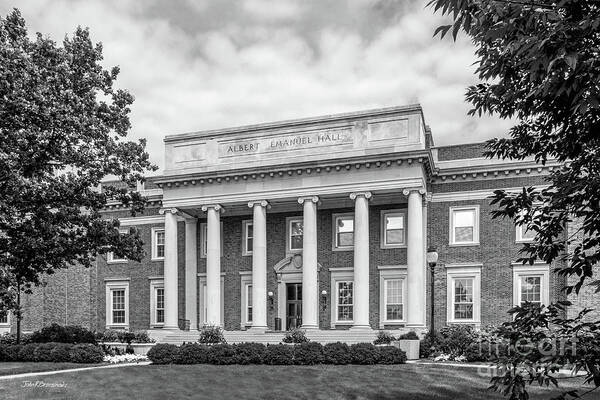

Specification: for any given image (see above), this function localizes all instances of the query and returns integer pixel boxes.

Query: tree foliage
[429,0,600,398]
[0,9,156,319]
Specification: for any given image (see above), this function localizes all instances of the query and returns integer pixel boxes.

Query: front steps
[156,329,382,345]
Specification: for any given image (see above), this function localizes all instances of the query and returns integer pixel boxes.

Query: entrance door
[286,283,302,330]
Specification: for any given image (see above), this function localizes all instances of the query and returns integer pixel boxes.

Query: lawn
[0,363,588,400]
[0,362,101,377]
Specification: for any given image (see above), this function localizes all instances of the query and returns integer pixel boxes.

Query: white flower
[103,354,148,364]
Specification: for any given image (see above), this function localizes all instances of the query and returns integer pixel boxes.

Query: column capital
[201,204,225,213]
[159,207,178,215]
[349,191,372,201]
[402,188,426,196]
[248,200,270,209]
[298,196,319,204]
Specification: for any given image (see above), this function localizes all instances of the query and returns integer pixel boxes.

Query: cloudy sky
[1,0,512,171]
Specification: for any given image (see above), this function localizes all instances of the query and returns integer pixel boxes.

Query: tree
[0,9,156,341]
[428,0,600,398]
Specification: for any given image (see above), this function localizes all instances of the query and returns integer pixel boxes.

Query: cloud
[0,0,513,172]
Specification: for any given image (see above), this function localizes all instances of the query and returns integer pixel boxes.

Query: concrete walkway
[0,361,151,381]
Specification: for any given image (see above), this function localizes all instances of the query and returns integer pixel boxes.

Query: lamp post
[426,246,439,334]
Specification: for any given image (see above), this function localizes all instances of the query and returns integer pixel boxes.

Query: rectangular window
[243,221,253,256]
[107,228,129,263]
[513,265,550,308]
[519,276,542,305]
[381,211,405,248]
[156,288,165,324]
[516,224,536,243]
[334,214,354,249]
[453,278,474,320]
[450,206,479,245]
[0,312,8,325]
[287,218,303,252]
[337,281,354,321]
[246,284,253,323]
[385,279,404,321]
[112,289,126,324]
[152,228,165,260]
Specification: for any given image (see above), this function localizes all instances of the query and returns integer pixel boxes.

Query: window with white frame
[242,220,253,256]
[513,264,550,307]
[378,267,407,327]
[105,280,129,328]
[107,228,129,263]
[152,228,165,260]
[450,206,479,245]
[200,222,224,258]
[516,224,536,243]
[337,281,354,321]
[150,279,164,326]
[0,311,9,325]
[446,266,481,324]
[198,275,225,327]
[286,217,303,253]
[381,210,406,248]
[333,213,354,250]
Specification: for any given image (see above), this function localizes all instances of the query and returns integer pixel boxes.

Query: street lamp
[426,246,439,334]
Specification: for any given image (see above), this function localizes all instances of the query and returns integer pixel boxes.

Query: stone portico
[154,105,430,339]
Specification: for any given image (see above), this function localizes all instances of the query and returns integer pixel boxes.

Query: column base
[349,325,373,331]
[300,324,319,330]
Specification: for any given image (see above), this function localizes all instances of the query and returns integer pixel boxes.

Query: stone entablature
[162,104,427,178]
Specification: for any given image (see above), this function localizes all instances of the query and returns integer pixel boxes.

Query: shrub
[34,342,57,362]
[97,329,119,342]
[397,331,419,340]
[323,342,352,365]
[50,343,72,362]
[263,344,294,365]
[350,343,380,364]
[30,324,96,344]
[0,333,32,345]
[378,346,407,364]
[147,343,179,364]
[19,343,39,361]
[373,330,395,345]
[282,328,309,344]
[0,344,23,361]
[294,342,323,365]
[233,342,266,364]
[420,330,438,358]
[198,325,226,344]
[437,325,477,357]
[69,344,104,363]
[208,344,237,365]
[176,343,210,364]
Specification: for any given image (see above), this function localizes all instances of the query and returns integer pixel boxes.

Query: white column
[405,189,426,326]
[298,196,319,329]
[350,191,372,330]
[184,218,198,330]
[160,208,179,330]
[202,204,223,326]
[248,200,268,331]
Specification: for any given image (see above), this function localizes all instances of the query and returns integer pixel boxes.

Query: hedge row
[0,342,104,363]
[148,342,407,365]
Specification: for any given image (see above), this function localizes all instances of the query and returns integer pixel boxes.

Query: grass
[0,362,102,376]
[0,363,589,400]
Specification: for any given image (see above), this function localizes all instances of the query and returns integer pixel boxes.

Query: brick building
[2,104,588,342]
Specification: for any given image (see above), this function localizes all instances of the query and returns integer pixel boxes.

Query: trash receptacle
[274,317,282,331]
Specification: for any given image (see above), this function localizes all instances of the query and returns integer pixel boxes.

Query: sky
[0,0,513,172]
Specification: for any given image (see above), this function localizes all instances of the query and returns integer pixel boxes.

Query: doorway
[286,283,302,330]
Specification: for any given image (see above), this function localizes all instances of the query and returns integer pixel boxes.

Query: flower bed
[147,342,406,365]
[103,354,148,364]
